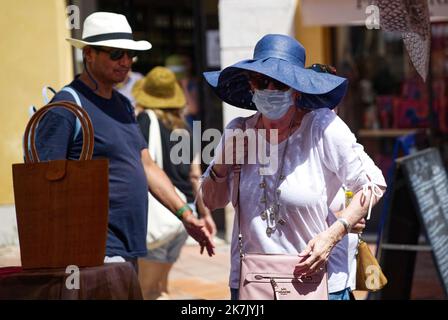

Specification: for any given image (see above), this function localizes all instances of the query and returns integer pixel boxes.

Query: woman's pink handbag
[239,253,328,300]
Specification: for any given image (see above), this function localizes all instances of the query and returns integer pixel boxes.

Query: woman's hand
[296,230,339,275]
[213,125,248,176]
[182,212,215,257]
[351,217,366,234]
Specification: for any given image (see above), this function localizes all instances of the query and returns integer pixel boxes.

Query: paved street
[0,240,445,300]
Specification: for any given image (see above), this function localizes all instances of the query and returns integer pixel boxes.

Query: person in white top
[115,69,143,107]
[309,63,363,299]
[201,34,386,300]
[328,186,361,298]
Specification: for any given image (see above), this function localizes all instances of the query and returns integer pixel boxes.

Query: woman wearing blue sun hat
[201,34,387,300]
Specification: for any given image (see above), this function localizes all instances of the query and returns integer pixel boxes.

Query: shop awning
[302,0,448,26]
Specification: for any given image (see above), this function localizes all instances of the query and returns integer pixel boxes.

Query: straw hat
[66,12,151,51]
[132,66,186,109]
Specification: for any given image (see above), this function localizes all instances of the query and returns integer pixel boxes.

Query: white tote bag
[146,110,185,250]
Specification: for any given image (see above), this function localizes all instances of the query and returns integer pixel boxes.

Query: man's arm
[35,111,75,160]
[141,149,215,256]
[141,148,186,214]
[190,161,217,237]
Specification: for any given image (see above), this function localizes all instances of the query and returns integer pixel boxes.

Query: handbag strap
[23,101,94,163]
[234,164,243,257]
[232,121,246,258]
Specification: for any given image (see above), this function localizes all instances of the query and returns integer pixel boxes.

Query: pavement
[167,240,231,300]
[0,239,445,300]
[166,241,369,300]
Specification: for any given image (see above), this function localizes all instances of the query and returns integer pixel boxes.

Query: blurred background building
[1,0,447,248]
[0,0,331,244]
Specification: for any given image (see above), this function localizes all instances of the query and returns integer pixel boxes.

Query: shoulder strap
[28,105,37,117]
[23,86,84,158]
[42,86,57,104]
[61,86,82,141]
[233,120,246,256]
[145,109,163,169]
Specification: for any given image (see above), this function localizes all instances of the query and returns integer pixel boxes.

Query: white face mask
[252,88,294,120]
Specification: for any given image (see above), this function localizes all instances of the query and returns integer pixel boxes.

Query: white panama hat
[66,12,151,51]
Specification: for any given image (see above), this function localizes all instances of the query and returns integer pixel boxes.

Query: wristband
[337,218,352,234]
[175,204,192,220]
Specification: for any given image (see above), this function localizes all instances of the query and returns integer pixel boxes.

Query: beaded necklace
[258,110,296,237]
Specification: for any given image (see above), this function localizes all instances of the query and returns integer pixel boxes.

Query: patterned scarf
[375,0,431,81]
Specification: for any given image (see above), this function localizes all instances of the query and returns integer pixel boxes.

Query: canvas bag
[232,122,328,300]
[12,101,109,269]
[145,109,185,250]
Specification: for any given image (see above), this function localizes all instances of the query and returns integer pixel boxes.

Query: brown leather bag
[12,101,109,269]
[356,239,388,291]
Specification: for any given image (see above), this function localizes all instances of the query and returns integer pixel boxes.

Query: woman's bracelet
[337,218,352,234]
[175,204,193,220]
[210,166,227,183]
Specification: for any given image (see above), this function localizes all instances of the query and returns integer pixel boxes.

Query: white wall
[0,206,19,246]
[219,0,298,126]
[0,0,73,206]
[218,0,298,242]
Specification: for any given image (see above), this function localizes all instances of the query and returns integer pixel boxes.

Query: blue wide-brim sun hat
[203,34,348,110]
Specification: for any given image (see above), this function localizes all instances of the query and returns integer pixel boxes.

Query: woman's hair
[153,108,187,130]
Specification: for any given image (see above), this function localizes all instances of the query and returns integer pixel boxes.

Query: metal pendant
[266,227,273,236]
[259,182,266,188]
[266,205,276,222]
[260,210,267,221]
[269,212,275,223]
[268,204,278,214]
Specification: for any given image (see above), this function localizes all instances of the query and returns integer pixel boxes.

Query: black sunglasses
[92,46,137,61]
[247,72,289,90]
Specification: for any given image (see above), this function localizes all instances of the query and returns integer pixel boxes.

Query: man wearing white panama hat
[35,12,215,270]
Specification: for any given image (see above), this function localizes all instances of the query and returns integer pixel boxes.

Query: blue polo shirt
[35,77,149,258]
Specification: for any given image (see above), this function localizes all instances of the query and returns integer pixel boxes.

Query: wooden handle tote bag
[12,101,109,269]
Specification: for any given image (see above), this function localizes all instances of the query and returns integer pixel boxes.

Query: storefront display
[332,22,448,233]
[334,22,448,135]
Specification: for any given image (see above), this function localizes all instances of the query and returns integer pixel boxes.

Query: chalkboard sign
[378,148,448,299]
[398,148,448,295]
